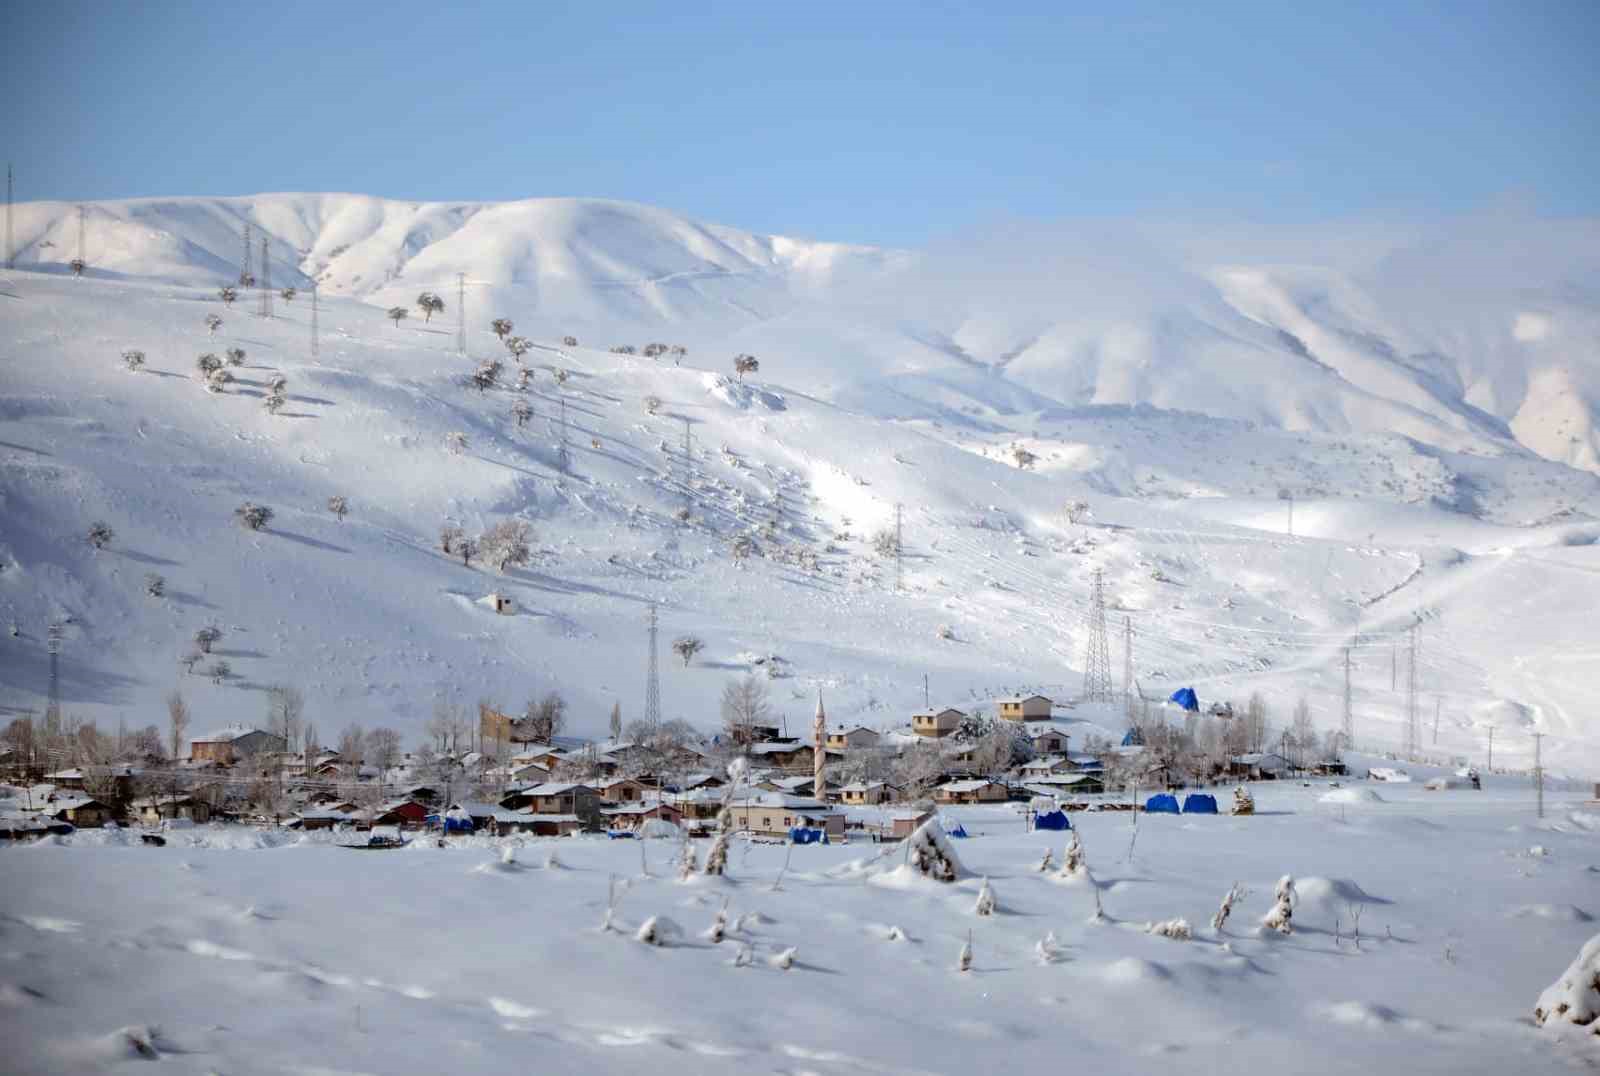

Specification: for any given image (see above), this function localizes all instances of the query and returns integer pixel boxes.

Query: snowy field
[4,778,1598,1074]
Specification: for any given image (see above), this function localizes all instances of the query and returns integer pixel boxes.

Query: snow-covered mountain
[2,193,1597,773]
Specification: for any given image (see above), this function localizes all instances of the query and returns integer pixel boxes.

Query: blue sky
[3,1,1595,246]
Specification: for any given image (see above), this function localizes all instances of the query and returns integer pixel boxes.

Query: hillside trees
[235,502,273,530]
[733,354,759,383]
[479,518,532,573]
[327,495,349,522]
[672,636,704,667]
[218,287,237,307]
[387,306,408,327]
[205,313,223,336]
[121,349,145,372]
[416,292,445,323]
[562,335,578,347]
[473,358,502,392]
[505,336,531,362]
[86,521,114,550]
[197,353,222,378]
[491,318,513,340]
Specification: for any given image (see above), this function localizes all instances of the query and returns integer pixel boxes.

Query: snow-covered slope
[2,194,1598,774]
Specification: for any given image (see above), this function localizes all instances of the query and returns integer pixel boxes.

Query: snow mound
[1316,1001,1403,1029]
[1320,788,1385,804]
[1297,876,1387,911]
[1101,957,1171,984]
[1509,904,1594,923]
[1368,768,1411,783]
[1534,932,1600,1034]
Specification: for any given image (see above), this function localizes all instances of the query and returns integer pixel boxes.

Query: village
[0,684,1387,846]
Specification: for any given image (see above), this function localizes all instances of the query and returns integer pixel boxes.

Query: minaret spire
[812,690,827,805]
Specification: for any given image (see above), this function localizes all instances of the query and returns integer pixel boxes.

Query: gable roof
[938,779,1002,793]
[192,725,269,743]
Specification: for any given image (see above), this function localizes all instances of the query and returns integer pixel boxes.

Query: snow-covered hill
[2,193,1597,774]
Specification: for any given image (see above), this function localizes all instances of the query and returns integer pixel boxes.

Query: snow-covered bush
[1263,874,1296,934]
[635,915,681,946]
[143,572,165,598]
[327,495,348,522]
[194,625,222,653]
[491,318,513,340]
[678,839,699,880]
[1037,847,1054,872]
[957,930,973,972]
[1212,882,1242,933]
[218,287,237,306]
[267,373,287,393]
[769,946,796,970]
[472,359,502,392]
[562,335,578,347]
[205,313,223,336]
[704,832,730,876]
[553,368,570,386]
[86,521,114,550]
[1060,829,1088,880]
[1231,787,1255,816]
[206,368,233,393]
[1533,932,1600,1035]
[1147,917,1193,941]
[887,925,906,942]
[644,395,662,415]
[512,398,532,426]
[121,349,145,372]
[225,347,246,367]
[445,431,468,455]
[263,388,286,414]
[974,877,996,916]
[235,502,273,531]
[906,818,964,882]
[197,353,222,377]
[1036,930,1060,964]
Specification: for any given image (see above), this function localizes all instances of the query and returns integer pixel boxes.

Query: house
[594,776,648,803]
[911,708,964,738]
[288,809,350,831]
[836,780,896,806]
[997,695,1054,722]
[132,795,213,825]
[756,774,815,796]
[190,726,288,765]
[1019,756,1074,777]
[824,726,881,751]
[888,808,933,839]
[747,743,840,771]
[935,778,1009,805]
[675,773,726,792]
[480,592,515,615]
[44,795,112,828]
[1227,752,1291,780]
[520,782,601,831]
[725,793,845,839]
[663,788,726,833]
[600,801,683,831]
[1023,772,1106,796]
[1025,723,1071,755]
[43,768,87,791]
[371,800,429,828]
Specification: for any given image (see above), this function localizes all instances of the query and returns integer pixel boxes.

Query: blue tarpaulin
[1144,793,1181,814]
[1182,793,1219,814]
[427,813,475,833]
[1121,727,1145,747]
[606,830,637,839]
[1033,809,1072,831]
[788,827,829,845]
[944,820,969,838]
[1169,687,1200,712]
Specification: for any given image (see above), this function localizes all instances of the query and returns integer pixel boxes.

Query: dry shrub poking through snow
[635,915,682,946]
[887,925,906,942]
[1231,787,1255,816]
[1036,930,1061,964]
[704,832,730,876]
[769,946,796,970]
[1534,932,1600,1034]
[1263,875,1297,934]
[1037,847,1054,872]
[957,930,973,972]
[1212,882,1242,933]
[907,818,964,882]
[1060,829,1088,880]
[1147,918,1193,941]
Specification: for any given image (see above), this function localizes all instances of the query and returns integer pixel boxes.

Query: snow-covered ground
[4,776,1598,1073]
[2,194,1599,776]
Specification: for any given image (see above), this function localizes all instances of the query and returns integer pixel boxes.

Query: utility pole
[923,673,929,709]
[1122,615,1134,719]
[557,394,570,474]
[1390,638,1396,692]
[1487,726,1494,772]
[45,620,63,734]
[1342,647,1355,751]
[680,418,693,518]
[5,163,13,270]
[456,271,466,357]
[1532,731,1544,819]
[310,281,319,359]
[1405,622,1419,759]
[643,603,661,731]
[1280,489,1294,537]
[1082,568,1114,703]
[257,236,272,318]
[1432,696,1441,745]
[894,502,903,592]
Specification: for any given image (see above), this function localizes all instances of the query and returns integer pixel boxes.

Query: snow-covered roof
[938,779,1002,793]
[729,792,839,813]
[601,802,677,816]
[748,742,809,756]
[520,782,589,796]
[1026,773,1100,786]
[838,781,890,792]
[192,725,267,743]
[996,694,1052,705]
[44,768,84,780]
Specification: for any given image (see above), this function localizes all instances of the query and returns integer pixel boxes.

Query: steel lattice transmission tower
[1081,568,1114,702]
[45,620,63,730]
[456,272,466,356]
[240,222,253,286]
[1122,615,1134,717]
[257,236,272,318]
[310,282,319,359]
[680,418,693,518]
[643,603,661,730]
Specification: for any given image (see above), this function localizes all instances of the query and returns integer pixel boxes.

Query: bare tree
[387,306,408,327]
[440,524,463,555]
[327,495,349,522]
[458,537,476,568]
[280,287,297,302]
[479,519,533,573]
[609,701,622,741]
[1065,499,1092,525]
[218,287,237,306]
[731,534,758,564]
[225,347,246,367]
[472,359,502,392]
[86,521,114,550]
[720,675,771,747]
[167,691,190,763]
[197,353,223,378]
[337,723,366,767]
[266,685,305,754]
[194,625,223,654]
[121,349,146,372]
[523,692,567,745]
[562,335,578,347]
[733,354,759,383]
[491,318,513,340]
[512,398,532,427]
[368,727,402,791]
[671,636,704,667]
[235,502,273,531]
[205,313,223,337]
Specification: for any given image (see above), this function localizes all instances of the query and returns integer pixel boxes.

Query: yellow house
[824,726,881,750]
[935,779,1010,805]
[996,695,1053,722]
[911,708,965,738]
[837,781,896,805]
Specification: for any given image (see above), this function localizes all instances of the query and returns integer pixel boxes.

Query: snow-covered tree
[86,521,114,550]
[1262,874,1296,934]
[1060,828,1088,879]
[1147,918,1193,940]
[194,626,222,654]
[644,395,662,415]
[731,534,758,564]
[472,358,502,392]
[504,336,531,363]
[515,367,532,392]
[197,353,222,377]
[610,345,637,355]
[205,313,223,337]
[280,287,296,302]
[457,537,477,568]
[267,373,287,393]
[670,344,687,362]
[704,831,730,876]
[415,292,444,323]
[974,877,996,916]
[872,528,900,557]
[209,659,232,684]
[608,701,622,741]
[263,388,286,414]
[907,818,964,882]
[144,572,165,598]
[1231,786,1255,816]
[491,318,513,340]
[1011,444,1039,470]
[733,354,759,383]
[206,368,233,393]
[480,518,532,573]
[121,349,145,372]
[553,368,570,386]
[1037,846,1054,872]
[235,502,273,531]
[387,306,408,327]
[440,524,463,555]
[562,335,578,347]
[225,347,246,367]
[1065,499,1091,525]
[512,398,532,426]
[218,287,237,306]
[720,675,770,747]
[445,431,468,455]
[70,258,86,277]
[770,946,796,970]
[327,495,348,522]
[671,636,704,667]
[957,930,973,972]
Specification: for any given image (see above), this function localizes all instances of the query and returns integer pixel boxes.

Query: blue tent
[943,819,970,838]
[1182,793,1219,815]
[427,812,475,834]
[788,827,829,845]
[1144,793,1181,814]
[1033,809,1072,831]
[1169,687,1200,712]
